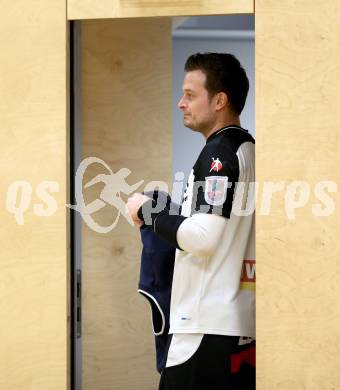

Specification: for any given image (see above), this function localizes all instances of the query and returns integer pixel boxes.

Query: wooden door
[80,18,172,390]
[256,0,340,388]
[0,1,69,389]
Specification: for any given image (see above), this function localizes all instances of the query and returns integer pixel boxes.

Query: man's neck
[204,117,241,140]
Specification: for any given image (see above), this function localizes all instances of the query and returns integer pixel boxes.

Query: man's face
[177,70,216,133]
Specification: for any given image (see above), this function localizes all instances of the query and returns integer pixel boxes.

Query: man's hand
[126,193,151,227]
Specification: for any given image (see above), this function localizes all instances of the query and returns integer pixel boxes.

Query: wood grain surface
[256,1,340,388]
[81,18,172,390]
[68,0,253,20]
[0,1,69,389]
[3,1,339,388]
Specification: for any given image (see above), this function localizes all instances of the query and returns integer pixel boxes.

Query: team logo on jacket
[204,176,228,206]
[210,157,222,172]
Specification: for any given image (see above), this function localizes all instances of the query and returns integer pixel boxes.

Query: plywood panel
[81,18,172,389]
[0,1,69,390]
[68,0,253,20]
[256,1,340,388]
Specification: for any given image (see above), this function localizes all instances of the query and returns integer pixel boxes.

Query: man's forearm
[138,199,227,257]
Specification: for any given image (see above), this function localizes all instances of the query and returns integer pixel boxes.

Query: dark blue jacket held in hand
[137,191,177,373]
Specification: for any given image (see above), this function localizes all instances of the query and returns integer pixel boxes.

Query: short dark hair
[184,52,249,115]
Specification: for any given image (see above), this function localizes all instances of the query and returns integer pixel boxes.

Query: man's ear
[215,92,229,111]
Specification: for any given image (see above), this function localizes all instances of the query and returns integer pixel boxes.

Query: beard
[183,114,212,135]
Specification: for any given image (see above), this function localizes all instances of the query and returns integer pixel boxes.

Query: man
[127,53,255,389]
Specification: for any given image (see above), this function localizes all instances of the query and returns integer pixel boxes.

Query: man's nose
[177,96,185,109]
